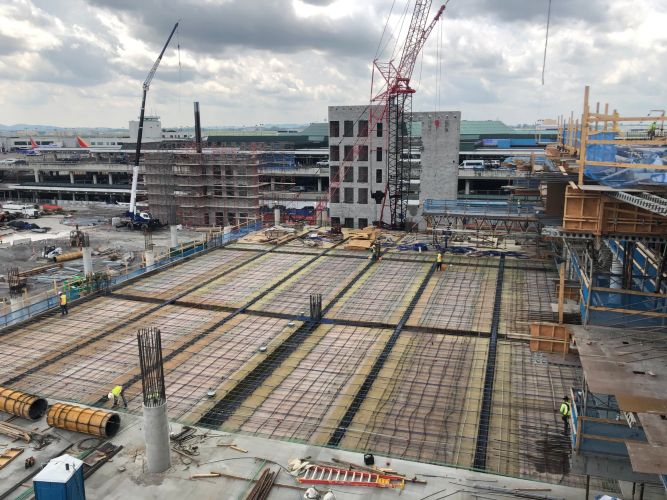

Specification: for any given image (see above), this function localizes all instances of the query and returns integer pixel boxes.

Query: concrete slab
[0,412,618,500]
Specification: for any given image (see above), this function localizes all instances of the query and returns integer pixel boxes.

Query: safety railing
[0,221,262,330]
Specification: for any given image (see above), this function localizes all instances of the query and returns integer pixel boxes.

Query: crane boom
[397,2,446,83]
[129,22,179,216]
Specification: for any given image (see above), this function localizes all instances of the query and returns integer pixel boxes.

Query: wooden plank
[589,114,667,122]
[585,160,667,171]
[591,287,666,298]
[626,442,667,474]
[0,447,24,470]
[589,306,667,319]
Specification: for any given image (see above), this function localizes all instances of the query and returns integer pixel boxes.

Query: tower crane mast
[316,2,446,230]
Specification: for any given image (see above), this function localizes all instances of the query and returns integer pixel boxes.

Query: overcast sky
[0,0,665,128]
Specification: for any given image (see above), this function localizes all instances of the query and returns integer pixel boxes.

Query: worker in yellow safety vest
[436,252,443,271]
[648,121,657,140]
[59,291,68,316]
[560,396,571,433]
[107,385,128,409]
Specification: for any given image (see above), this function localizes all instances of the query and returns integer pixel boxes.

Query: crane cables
[541,0,552,86]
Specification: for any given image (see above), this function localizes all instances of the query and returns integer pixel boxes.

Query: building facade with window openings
[328,105,461,229]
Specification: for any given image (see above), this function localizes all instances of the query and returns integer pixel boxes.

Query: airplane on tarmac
[16,136,122,155]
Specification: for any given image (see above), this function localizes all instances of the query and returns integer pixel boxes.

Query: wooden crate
[529,323,571,353]
[563,186,667,236]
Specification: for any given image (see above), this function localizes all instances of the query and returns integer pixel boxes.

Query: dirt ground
[0,204,204,302]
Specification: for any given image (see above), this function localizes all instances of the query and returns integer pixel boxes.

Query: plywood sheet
[615,394,667,414]
[638,413,667,446]
[626,442,667,474]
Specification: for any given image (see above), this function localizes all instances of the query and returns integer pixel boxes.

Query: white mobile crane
[124,22,179,230]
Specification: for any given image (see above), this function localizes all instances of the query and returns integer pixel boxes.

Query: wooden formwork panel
[529,323,570,353]
[563,187,603,233]
[563,186,667,236]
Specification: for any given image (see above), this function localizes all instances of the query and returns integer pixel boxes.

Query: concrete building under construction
[144,150,266,227]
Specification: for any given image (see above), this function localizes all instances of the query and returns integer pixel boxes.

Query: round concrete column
[170,225,178,248]
[82,247,93,276]
[145,250,155,268]
[143,402,171,473]
[274,207,281,226]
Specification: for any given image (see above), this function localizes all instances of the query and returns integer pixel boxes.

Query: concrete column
[170,225,178,248]
[270,177,275,191]
[464,179,471,195]
[145,250,155,268]
[82,247,93,276]
[9,297,24,313]
[274,207,281,226]
[92,173,98,184]
[69,171,75,184]
[317,177,322,192]
[108,173,113,185]
[142,402,171,473]
[33,169,40,183]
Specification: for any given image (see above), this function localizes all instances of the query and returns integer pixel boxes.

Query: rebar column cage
[137,327,166,407]
[310,293,322,320]
[144,228,154,250]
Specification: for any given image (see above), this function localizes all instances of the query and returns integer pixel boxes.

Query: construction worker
[59,291,68,316]
[560,395,571,434]
[648,121,657,140]
[436,252,443,271]
[370,241,381,262]
[107,385,128,409]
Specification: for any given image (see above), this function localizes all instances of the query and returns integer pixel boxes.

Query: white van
[460,160,485,170]
[1,204,40,218]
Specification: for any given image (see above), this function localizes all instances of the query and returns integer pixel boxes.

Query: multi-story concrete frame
[328,105,460,229]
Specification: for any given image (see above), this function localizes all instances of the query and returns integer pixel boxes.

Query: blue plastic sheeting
[0,222,263,329]
[584,131,667,188]
[606,240,663,293]
[423,199,539,216]
[258,152,296,170]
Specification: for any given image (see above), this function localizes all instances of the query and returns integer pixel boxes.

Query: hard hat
[304,487,320,499]
[107,393,114,400]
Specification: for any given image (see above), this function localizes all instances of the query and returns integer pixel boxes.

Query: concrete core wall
[328,105,460,229]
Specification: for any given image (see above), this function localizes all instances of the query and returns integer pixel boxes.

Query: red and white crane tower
[317,1,447,229]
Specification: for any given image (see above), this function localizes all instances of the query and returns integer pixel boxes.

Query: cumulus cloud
[0,0,665,127]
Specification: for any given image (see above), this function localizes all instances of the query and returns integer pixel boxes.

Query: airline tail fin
[76,136,90,148]
[30,137,38,149]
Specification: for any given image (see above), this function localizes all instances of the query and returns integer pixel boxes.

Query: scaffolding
[144,149,266,228]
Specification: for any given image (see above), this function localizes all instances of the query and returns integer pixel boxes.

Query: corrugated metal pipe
[47,403,121,438]
[54,250,83,263]
[0,386,48,420]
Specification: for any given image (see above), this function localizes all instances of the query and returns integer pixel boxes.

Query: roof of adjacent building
[300,123,328,137]
[460,120,516,136]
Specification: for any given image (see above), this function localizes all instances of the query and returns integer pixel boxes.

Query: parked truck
[0,203,40,218]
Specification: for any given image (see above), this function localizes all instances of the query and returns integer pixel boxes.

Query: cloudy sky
[0,0,665,128]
